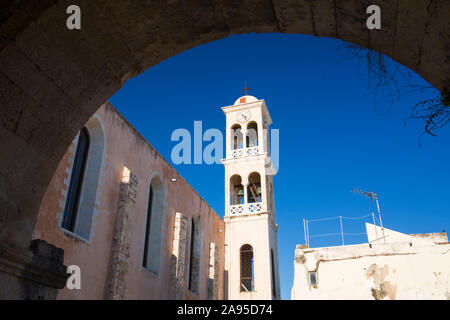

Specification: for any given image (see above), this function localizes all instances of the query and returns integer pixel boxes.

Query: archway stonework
[0,0,449,299]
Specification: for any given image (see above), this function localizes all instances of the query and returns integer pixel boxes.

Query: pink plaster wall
[32,102,225,300]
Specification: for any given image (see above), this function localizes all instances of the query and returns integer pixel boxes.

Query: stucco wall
[291,234,450,300]
[32,102,225,300]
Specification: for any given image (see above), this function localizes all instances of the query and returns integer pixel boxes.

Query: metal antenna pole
[306,219,310,247]
[371,212,378,241]
[351,188,385,243]
[303,218,307,245]
[375,197,385,242]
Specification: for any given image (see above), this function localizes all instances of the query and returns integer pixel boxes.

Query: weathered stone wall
[208,242,219,300]
[291,227,450,300]
[169,212,188,300]
[0,239,68,300]
[105,167,138,300]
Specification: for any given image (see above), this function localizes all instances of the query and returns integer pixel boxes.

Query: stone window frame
[142,172,167,275]
[59,114,106,243]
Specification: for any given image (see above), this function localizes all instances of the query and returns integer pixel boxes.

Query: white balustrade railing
[230,147,260,159]
[246,146,259,156]
[230,204,244,215]
[248,203,262,213]
[230,203,263,215]
[231,149,244,159]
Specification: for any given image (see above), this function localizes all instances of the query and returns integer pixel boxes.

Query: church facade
[33,102,225,299]
[32,96,281,300]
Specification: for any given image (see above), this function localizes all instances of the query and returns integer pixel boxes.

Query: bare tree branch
[336,42,449,145]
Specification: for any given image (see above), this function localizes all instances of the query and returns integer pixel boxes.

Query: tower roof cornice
[221,98,272,126]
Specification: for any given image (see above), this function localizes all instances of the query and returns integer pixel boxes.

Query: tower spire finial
[242,81,251,96]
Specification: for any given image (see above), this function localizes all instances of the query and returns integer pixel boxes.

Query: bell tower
[222,94,280,300]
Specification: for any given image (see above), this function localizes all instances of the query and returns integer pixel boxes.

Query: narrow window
[188,219,196,291]
[143,176,165,274]
[62,127,90,232]
[271,249,277,299]
[143,185,153,268]
[240,244,254,292]
[188,217,201,293]
[309,271,318,286]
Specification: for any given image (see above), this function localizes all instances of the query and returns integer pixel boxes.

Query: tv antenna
[351,188,385,242]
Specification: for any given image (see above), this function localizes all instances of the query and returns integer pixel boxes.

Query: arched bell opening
[247,172,262,203]
[246,121,258,148]
[230,174,244,205]
[231,124,243,150]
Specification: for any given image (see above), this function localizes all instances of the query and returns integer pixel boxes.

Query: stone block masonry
[104,167,138,300]
[169,212,188,300]
[208,242,219,300]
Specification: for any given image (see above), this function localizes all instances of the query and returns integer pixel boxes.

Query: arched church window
[240,244,254,292]
[61,115,105,240]
[231,124,243,150]
[62,127,90,232]
[143,175,165,274]
[230,175,244,205]
[247,172,262,203]
[188,216,201,293]
[246,121,258,147]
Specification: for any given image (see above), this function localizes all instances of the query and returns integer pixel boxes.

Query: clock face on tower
[237,110,251,123]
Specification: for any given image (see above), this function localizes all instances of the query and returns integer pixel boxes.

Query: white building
[291,223,450,300]
[222,95,280,300]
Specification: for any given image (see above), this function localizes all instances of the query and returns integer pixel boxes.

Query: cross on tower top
[242,82,251,96]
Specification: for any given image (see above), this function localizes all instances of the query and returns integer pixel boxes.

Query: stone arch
[0,0,449,299]
[143,173,166,274]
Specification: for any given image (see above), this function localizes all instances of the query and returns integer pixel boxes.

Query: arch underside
[0,0,449,298]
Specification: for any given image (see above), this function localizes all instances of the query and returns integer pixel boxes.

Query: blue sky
[110,33,450,300]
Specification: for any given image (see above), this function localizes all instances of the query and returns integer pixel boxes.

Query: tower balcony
[230,146,260,159]
[229,203,263,216]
